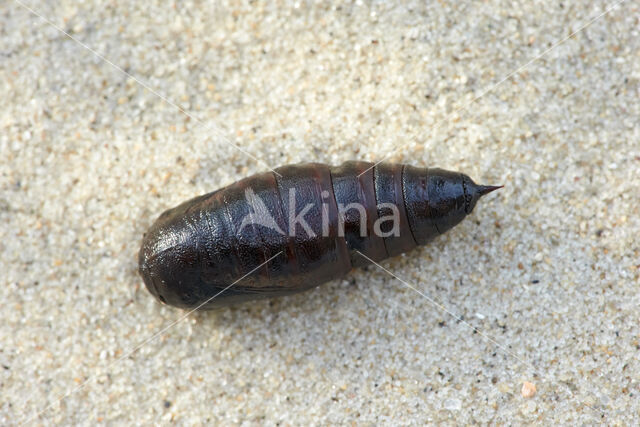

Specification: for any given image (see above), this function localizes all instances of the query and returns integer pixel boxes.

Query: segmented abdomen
[204,161,429,290]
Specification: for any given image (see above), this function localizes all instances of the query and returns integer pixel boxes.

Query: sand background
[1,0,639,424]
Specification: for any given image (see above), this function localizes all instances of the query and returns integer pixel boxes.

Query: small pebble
[521,381,537,398]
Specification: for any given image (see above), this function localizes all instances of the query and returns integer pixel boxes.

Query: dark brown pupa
[138,161,500,309]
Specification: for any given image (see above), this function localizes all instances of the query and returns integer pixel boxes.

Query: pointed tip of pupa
[477,185,504,196]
